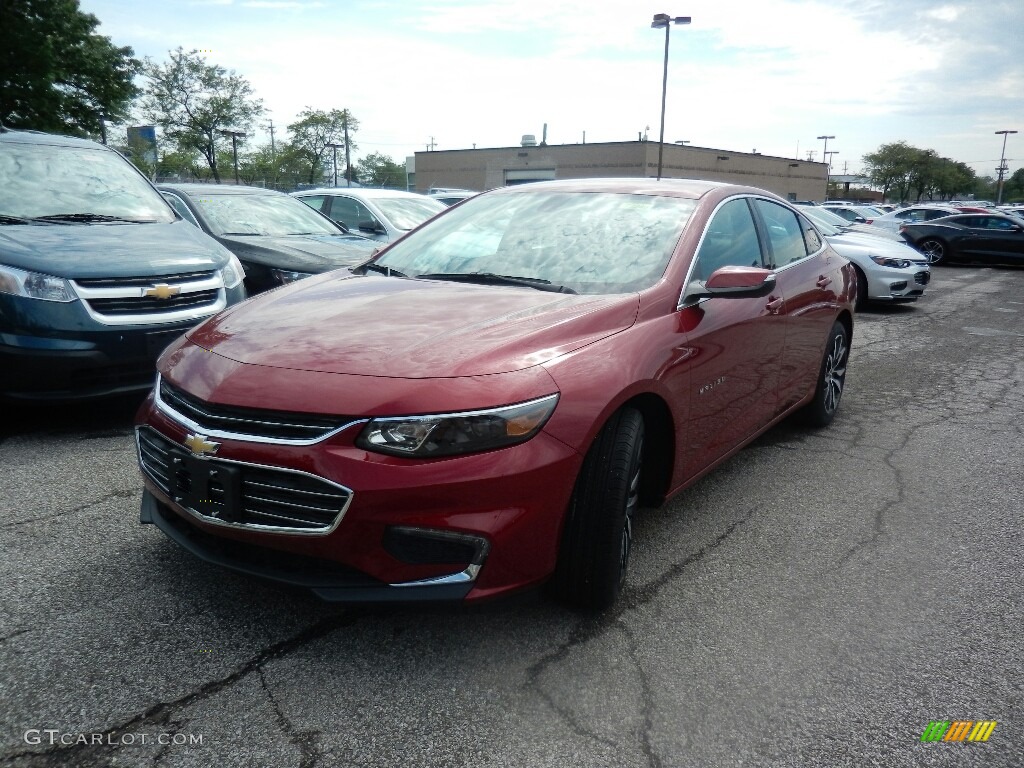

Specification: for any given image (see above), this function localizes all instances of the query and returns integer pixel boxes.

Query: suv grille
[72,270,225,325]
[159,378,353,442]
[137,427,352,532]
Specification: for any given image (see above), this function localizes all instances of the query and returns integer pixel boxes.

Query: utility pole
[326,142,343,187]
[426,136,437,151]
[995,129,1018,205]
[342,112,352,187]
[266,119,276,159]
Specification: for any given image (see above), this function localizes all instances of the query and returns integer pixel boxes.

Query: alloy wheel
[823,332,848,415]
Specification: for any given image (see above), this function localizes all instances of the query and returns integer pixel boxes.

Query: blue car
[0,129,247,400]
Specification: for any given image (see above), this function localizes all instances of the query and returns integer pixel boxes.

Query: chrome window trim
[136,426,355,536]
[154,374,367,446]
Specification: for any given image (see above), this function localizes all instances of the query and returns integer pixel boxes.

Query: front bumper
[864,263,930,303]
[136,394,581,603]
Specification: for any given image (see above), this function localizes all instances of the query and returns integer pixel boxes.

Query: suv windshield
[0,142,174,222]
[375,191,696,295]
[188,193,344,237]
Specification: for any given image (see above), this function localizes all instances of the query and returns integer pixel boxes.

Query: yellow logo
[144,283,182,300]
[184,434,219,456]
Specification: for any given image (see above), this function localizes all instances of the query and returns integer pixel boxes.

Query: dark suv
[0,129,247,400]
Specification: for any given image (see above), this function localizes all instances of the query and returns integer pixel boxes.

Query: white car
[869,204,963,233]
[806,211,931,309]
[802,205,903,242]
[292,188,446,243]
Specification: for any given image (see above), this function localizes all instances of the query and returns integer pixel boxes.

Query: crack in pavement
[4,488,140,528]
[523,512,753,756]
[258,666,324,768]
[0,628,30,645]
[619,621,664,768]
[0,612,360,767]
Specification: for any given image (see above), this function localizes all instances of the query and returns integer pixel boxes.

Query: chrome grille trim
[72,271,225,326]
[136,426,354,535]
[155,375,366,446]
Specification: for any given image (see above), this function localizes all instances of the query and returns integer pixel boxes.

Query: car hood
[826,232,928,262]
[217,232,375,272]
[0,220,231,277]
[185,273,639,377]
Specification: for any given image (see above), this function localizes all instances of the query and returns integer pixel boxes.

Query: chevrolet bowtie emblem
[184,433,220,456]
[144,283,181,300]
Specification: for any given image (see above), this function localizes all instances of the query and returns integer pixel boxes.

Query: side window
[753,199,808,267]
[296,195,326,213]
[925,209,950,221]
[798,213,823,254]
[162,192,199,227]
[326,196,376,230]
[691,199,763,282]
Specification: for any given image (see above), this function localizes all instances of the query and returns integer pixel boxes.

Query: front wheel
[801,321,849,428]
[918,238,946,265]
[550,407,644,611]
[854,266,868,311]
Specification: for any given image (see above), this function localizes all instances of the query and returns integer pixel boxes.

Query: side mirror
[853,216,867,223]
[683,265,776,304]
[359,220,385,234]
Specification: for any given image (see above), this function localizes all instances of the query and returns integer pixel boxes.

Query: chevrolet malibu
[135,179,856,610]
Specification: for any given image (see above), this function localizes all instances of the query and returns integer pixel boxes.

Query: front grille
[159,378,353,442]
[138,427,352,532]
[88,289,219,316]
[914,271,930,286]
[76,271,215,287]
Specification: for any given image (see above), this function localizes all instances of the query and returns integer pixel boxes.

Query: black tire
[801,321,849,428]
[918,237,946,265]
[550,407,644,610]
[854,266,868,311]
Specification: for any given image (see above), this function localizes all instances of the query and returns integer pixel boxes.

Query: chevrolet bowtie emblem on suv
[184,433,220,456]
[144,283,181,300]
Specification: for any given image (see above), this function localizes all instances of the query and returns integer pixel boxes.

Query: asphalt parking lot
[1,265,1022,767]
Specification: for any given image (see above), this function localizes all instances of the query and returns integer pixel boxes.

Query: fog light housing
[384,526,490,567]
[889,281,908,291]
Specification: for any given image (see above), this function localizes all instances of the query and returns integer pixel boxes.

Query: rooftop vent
[521,134,537,147]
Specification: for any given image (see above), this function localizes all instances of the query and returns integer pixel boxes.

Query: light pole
[824,150,838,197]
[817,135,834,199]
[995,129,1017,204]
[651,13,691,181]
[218,129,247,184]
[326,142,343,187]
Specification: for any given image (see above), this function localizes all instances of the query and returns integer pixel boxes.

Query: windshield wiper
[0,214,53,225]
[360,262,408,278]
[417,272,577,294]
[35,213,151,223]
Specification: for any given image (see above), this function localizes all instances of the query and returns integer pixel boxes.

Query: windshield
[375,190,696,295]
[801,207,844,235]
[0,142,174,222]
[187,192,344,236]
[374,197,446,230]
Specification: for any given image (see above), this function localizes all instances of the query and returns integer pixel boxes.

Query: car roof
[492,177,768,200]
[0,128,110,150]
[296,188,430,199]
[158,183,284,197]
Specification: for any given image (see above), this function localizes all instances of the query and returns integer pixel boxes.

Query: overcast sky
[82,0,1022,178]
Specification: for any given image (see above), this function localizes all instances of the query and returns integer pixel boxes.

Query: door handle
[816,275,832,288]
[766,296,783,314]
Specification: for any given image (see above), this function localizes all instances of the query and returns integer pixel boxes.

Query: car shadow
[0,391,147,441]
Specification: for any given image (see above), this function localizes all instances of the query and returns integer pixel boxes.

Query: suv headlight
[0,264,75,302]
[869,255,912,269]
[218,254,246,289]
[357,394,559,458]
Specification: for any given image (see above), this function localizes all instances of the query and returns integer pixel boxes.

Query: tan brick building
[411,141,827,202]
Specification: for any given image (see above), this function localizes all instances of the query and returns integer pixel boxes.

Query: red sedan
[135,178,855,610]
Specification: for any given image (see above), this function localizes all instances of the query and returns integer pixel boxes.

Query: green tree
[139,48,263,183]
[1000,168,1024,202]
[356,152,406,188]
[862,141,919,202]
[288,108,359,185]
[0,0,139,135]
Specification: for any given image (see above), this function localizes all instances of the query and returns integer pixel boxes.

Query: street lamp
[817,135,834,199]
[218,129,247,184]
[995,129,1018,204]
[651,13,691,181]
[326,142,344,187]
[824,150,839,198]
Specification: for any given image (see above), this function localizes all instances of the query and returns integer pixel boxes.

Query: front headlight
[0,264,75,302]
[357,394,559,458]
[270,268,313,285]
[218,254,246,289]
[869,255,912,269]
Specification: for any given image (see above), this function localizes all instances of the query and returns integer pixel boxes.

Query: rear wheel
[550,407,644,611]
[918,238,946,265]
[801,321,849,428]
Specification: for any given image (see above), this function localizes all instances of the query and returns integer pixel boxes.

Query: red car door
[752,199,843,412]
[676,197,787,478]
